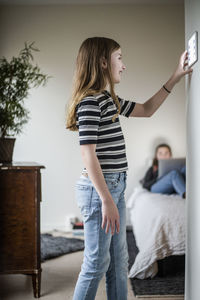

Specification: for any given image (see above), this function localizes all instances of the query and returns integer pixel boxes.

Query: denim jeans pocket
[76,184,102,219]
[105,176,120,189]
[75,184,93,218]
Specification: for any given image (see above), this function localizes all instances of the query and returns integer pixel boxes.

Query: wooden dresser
[0,162,45,298]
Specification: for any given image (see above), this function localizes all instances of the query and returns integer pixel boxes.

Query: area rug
[126,229,185,297]
[41,233,84,262]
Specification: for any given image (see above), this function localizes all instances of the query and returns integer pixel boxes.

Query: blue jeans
[151,166,186,197]
[73,172,128,300]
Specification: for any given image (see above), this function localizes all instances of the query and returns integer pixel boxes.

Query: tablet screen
[188,31,198,68]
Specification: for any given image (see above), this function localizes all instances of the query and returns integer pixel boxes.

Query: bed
[126,186,185,279]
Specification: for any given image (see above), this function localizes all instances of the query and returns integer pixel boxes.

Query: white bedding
[127,186,185,279]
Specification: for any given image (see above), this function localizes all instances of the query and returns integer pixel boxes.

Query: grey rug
[126,229,185,296]
[41,233,84,262]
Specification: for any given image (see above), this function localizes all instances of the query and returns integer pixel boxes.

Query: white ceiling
[0,0,183,5]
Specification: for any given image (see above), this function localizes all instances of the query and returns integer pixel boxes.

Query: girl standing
[66,37,192,300]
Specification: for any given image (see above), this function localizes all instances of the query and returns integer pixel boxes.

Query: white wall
[185,0,200,299]
[0,3,186,231]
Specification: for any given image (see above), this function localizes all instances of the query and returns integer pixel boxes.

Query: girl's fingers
[111,220,115,235]
[102,216,106,230]
[184,68,193,75]
[103,217,119,235]
[174,50,193,79]
[116,219,120,234]
[180,50,188,65]
[105,219,110,234]
[182,50,188,59]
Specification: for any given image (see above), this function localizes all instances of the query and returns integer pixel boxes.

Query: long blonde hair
[66,37,121,131]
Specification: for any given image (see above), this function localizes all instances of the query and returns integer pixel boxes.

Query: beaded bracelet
[163,85,171,93]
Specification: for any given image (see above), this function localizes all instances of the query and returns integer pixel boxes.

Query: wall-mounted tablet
[188,31,198,68]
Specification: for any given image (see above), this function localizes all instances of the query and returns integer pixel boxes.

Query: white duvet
[127,186,185,279]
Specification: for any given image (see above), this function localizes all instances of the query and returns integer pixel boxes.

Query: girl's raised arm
[130,51,193,118]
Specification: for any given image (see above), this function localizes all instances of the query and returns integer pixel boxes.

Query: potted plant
[0,42,50,163]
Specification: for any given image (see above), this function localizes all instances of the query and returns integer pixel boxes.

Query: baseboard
[41,223,69,233]
[42,224,133,233]
[135,295,184,299]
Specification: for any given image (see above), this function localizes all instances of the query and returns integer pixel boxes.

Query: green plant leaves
[0,42,51,137]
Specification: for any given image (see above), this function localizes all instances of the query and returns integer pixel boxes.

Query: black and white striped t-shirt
[76,90,136,173]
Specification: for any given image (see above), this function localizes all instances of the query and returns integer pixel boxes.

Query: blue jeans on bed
[73,171,128,300]
[151,166,186,197]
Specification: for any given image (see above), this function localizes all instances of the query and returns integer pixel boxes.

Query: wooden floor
[0,249,184,300]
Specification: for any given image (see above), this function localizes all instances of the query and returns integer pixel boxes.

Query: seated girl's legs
[151,169,185,197]
[105,190,128,300]
[73,172,127,300]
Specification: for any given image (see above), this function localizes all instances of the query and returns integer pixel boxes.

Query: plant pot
[0,138,16,163]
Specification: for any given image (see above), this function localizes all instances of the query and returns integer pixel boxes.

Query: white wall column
[185,0,200,299]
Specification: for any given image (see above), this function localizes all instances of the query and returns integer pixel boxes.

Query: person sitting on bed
[142,143,186,198]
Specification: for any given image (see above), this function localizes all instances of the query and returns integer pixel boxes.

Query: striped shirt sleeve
[76,97,101,145]
[118,96,136,118]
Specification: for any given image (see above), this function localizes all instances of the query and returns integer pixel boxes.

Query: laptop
[158,158,186,179]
